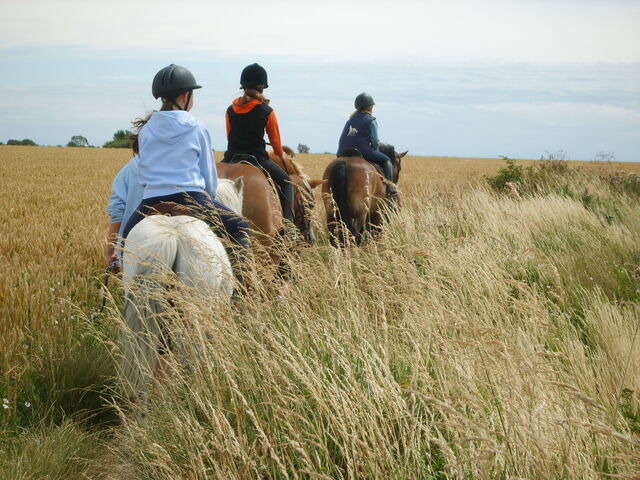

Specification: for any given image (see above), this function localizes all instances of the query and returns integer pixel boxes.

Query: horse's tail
[329,160,359,244]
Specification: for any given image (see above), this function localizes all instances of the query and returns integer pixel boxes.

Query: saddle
[370,163,385,177]
[222,153,271,178]
[223,153,261,168]
[222,153,297,223]
[337,148,363,158]
[147,201,193,217]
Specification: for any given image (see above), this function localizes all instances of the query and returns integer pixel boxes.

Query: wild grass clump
[602,170,640,198]
[0,421,109,479]
[486,153,640,228]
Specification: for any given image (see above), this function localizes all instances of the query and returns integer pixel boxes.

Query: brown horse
[322,143,407,246]
[217,149,321,277]
[216,161,283,273]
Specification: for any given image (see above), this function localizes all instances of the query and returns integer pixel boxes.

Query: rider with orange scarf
[223,63,295,226]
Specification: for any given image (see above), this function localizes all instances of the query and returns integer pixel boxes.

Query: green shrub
[485,157,524,192]
[103,130,132,149]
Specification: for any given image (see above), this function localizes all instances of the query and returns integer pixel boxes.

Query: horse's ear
[309,179,323,189]
[233,176,244,193]
[399,150,408,158]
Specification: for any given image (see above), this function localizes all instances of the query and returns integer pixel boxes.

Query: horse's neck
[268,151,303,176]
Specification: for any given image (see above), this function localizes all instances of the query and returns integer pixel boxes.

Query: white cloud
[2,0,639,63]
[476,102,640,127]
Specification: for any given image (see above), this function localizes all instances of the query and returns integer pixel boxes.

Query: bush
[486,152,572,196]
[485,156,524,192]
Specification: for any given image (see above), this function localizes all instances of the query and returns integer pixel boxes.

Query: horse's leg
[349,171,372,246]
[120,275,170,404]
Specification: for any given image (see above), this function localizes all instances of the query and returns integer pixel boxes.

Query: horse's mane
[378,142,397,163]
[268,148,305,177]
[216,178,244,215]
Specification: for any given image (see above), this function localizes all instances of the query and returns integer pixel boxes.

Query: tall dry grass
[1,146,639,478]
[102,173,639,479]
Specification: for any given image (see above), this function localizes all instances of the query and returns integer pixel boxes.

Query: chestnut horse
[322,143,407,246]
[217,149,321,276]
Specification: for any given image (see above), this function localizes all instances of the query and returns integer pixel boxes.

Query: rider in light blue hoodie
[137,109,216,200]
[121,65,249,251]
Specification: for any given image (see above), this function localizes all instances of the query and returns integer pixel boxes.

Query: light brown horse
[216,161,283,270]
[322,143,407,246]
[217,149,321,276]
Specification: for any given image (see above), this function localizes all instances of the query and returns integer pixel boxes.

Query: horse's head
[379,143,408,183]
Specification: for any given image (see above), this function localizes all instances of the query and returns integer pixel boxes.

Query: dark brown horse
[322,143,407,246]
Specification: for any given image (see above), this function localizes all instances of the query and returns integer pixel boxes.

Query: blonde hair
[243,88,270,105]
[350,105,373,117]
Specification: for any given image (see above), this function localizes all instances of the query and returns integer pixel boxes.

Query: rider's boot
[279,181,298,240]
[381,160,399,210]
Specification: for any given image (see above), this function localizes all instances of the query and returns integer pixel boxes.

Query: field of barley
[1,145,639,479]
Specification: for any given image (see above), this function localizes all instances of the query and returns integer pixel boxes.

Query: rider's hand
[108,259,121,276]
[104,248,120,275]
[105,222,121,274]
[279,153,292,173]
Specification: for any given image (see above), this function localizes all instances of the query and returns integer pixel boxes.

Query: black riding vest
[225,103,273,162]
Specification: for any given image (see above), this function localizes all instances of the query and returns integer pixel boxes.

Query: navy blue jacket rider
[337,111,392,169]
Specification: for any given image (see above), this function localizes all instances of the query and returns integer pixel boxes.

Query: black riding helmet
[152,64,201,100]
[355,92,375,110]
[240,63,268,89]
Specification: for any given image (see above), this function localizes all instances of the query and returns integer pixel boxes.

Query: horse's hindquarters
[124,215,233,295]
[322,157,385,246]
[120,215,233,401]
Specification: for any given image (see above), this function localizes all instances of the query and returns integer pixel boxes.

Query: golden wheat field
[1,145,640,479]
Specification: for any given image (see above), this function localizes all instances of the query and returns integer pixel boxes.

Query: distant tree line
[4,138,38,146]
[64,130,133,148]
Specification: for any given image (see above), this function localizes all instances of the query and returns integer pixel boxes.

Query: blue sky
[1,0,639,161]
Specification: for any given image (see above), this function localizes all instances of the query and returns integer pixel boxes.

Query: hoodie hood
[145,110,198,144]
[231,97,263,114]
